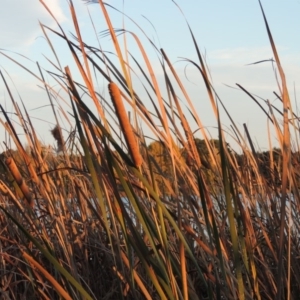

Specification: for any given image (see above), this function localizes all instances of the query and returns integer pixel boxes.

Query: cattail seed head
[5,157,34,207]
[51,125,64,153]
[108,82,142,167]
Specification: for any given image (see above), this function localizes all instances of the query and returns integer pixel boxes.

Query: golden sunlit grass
[0,0,299,299]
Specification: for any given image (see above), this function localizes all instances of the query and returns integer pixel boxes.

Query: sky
[1,0,300,152]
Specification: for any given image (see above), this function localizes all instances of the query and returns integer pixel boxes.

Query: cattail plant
[51,125,64,153]
[0,0,299,299]
[108,82,142,168]
[5,157,33,207]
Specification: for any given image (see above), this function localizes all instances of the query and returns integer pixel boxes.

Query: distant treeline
[1,139,299,198]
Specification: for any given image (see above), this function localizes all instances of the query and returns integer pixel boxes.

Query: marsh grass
[0,0,299,299]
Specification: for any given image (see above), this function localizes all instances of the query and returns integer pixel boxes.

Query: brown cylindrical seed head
[5,157,34,207]
[51,125,64,152]
[108,82,142,167]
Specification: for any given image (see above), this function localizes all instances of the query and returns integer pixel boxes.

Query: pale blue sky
[1,0,300,151]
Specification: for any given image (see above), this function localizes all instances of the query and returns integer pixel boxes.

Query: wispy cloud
[0,0,66,49]
[210,46,276,64]
[205,46,300,93]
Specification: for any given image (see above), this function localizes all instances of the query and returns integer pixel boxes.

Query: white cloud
[203,46,300,93]
[0,0,66,49]
[210,46,276,64]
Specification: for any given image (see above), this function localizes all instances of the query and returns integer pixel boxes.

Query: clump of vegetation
[0,0,299,299]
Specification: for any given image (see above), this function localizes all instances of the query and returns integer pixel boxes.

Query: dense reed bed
[0,0,299,299]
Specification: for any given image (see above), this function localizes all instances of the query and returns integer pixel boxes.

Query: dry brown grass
[0,0,299,299]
